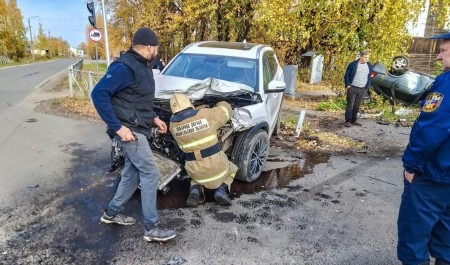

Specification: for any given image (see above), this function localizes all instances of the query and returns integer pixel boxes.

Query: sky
[16,0,91,48]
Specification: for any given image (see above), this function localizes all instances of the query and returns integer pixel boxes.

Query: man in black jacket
[91,27,176,242]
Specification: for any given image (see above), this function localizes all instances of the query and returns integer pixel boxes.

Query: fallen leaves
[52,97,100,121]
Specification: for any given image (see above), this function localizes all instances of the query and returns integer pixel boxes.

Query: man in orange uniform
[169,93,238,207]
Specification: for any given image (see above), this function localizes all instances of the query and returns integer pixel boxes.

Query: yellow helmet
[170,93,194,114]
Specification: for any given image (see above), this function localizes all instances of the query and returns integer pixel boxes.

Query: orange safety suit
[169,101,237,190]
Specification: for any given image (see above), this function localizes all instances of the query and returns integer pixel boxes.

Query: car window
[262,54,272,89]
[163,54,258,90]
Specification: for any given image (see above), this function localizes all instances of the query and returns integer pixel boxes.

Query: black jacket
[110,49,157,137]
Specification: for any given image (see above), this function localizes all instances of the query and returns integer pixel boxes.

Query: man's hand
[153,117,167,134]
[403,169,416,183]
[116,125,136,141]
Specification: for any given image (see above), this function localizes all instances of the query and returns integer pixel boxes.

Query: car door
[261,50,283,134]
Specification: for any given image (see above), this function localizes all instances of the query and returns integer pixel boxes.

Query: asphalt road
[0,62,408,264]
[0,59,108,210]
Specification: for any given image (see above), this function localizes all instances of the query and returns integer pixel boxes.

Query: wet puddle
[157,152,330,209]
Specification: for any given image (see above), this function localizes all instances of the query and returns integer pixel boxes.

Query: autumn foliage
[99,0,449,87]
[2,0,449,87]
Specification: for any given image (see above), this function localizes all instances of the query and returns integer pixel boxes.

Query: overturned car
[110,41,286,194]
[370,57,435,105]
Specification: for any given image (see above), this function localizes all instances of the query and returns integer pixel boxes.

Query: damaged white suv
[111,41,286,194]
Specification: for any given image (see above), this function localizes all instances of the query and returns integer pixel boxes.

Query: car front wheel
[232,129,269,182]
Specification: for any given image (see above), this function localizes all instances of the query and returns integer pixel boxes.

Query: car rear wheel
[232,129,269,182]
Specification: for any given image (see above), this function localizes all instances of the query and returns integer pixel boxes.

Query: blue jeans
[397,176,450,265]
[107,132,160,231]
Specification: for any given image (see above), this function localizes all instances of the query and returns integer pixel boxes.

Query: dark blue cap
[430,32,450,39]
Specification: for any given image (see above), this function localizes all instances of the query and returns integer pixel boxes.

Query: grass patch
[82,63,108,73]
[316,97,346,111]
[313,90,420,123]
[0,57,52,68]
[281,114,300,129]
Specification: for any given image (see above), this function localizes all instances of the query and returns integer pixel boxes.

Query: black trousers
[345,86,367,122]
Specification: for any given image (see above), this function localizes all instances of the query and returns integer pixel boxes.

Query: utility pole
[27,16,38,60]
[48,31,52,57]
[1,17,6,56]
[101,0,110,66]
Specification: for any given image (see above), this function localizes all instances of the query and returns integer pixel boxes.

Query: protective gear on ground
[169,96,237,192]
[170,93,194,114]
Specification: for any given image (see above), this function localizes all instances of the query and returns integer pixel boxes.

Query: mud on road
[0,92,411,264]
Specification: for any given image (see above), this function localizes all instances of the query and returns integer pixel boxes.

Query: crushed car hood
[154,75,256,100]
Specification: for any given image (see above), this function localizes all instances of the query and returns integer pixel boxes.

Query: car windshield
[163,53,258,90]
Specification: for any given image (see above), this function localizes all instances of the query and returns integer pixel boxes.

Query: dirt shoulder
[278,105,411,157]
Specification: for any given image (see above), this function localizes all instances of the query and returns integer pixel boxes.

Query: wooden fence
[407,37,441,74]
[408,37,441,54]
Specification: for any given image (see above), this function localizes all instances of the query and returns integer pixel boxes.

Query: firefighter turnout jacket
[169,101,238,190]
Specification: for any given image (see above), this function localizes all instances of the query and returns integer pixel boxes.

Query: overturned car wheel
[390,56,409,76]
[232,129,269,182]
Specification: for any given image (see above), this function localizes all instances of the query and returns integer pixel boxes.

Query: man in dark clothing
[397,32,450,265]
[343,50,373,127]
[152,53,165,71]
[91,27,176,242]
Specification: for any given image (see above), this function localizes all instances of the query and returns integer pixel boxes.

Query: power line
[42,28,87,32]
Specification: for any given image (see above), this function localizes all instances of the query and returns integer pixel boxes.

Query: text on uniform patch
[175,119,210,137]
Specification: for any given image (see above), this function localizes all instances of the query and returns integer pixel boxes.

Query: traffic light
[87,1,96,28]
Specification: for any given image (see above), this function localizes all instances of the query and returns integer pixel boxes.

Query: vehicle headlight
[231,108,252,130]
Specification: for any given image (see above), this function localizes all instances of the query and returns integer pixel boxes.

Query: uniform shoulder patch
[422,92,444,113]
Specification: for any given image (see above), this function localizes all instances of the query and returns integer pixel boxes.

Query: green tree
[35,23,49,57]
[0,0,26,60]
[250,0,449,89]
[101,0,450,88]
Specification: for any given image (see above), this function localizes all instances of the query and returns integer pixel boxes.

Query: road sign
[89,28,102,42]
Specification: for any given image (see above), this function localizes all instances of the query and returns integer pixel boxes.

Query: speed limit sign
[89,28,102,42]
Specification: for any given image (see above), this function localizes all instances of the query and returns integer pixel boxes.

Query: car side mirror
[265,80,286,93]
[152,69,161,75]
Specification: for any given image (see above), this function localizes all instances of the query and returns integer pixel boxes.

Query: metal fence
[68,59,104,102]
[0,55,10,64]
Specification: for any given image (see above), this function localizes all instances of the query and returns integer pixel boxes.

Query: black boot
[436,259,450,265]
[186,185,201,207]
[214,183,232,206]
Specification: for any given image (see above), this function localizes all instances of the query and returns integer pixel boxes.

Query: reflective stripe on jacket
[169,101,237,189]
